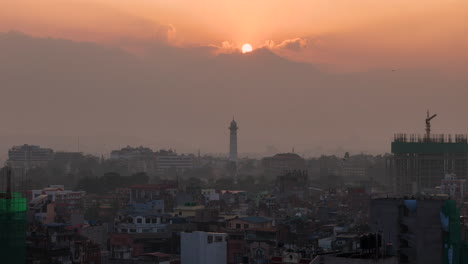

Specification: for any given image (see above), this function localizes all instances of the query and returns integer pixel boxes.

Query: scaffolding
[0,166,27,264]
[387,133,468,195]
[0,192,27,263]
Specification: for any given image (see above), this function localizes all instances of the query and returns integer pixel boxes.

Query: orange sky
[2,0,468,72]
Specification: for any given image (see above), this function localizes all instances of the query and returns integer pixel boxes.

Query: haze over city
[1,0,468,158]
[3,1,468,264]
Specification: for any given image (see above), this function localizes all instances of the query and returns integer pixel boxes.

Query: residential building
[440,173,465,202]
[181,231,228,264]
[227,216,274,230]
[31,185,86,222]
[370,197,448,264]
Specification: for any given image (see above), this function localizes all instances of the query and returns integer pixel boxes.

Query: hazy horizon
[2,0,468,161]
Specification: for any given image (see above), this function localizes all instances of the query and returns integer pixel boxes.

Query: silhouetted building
[155,150,194,174]
[262,153,306,176]
[7,144,54,170]
[387,134,468,195]
[370,197,449,264]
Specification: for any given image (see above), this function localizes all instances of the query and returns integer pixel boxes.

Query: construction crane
[425,111,437,140]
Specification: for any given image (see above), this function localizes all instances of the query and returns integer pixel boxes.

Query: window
[215,236,223,242]
[207,236,213,244]
[137,218,142,223]
[236,224,241,229]
[121,229,128,233]
[244,224,249,229]
[152,218,157,223]
[142,229,150,233]
[145,218,150,224]
[129,229,136,233]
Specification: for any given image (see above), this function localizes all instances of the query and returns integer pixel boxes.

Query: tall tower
[229,118,238,162]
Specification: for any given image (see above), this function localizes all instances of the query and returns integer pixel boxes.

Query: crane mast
[425,111,437,140]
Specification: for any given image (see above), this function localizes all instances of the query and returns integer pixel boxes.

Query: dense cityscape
[2,1,468,263]
[1,114,467,264]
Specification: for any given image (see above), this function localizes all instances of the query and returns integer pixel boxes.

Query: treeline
[75,172,149,194]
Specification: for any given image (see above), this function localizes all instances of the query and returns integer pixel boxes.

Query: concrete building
[155,150,194,174]
[7,144,54,170]
[370,197,447,264]
[110,146,156,173]
[181,231,227,264]
[440,173,465,202]
[229,119,238,163]
[262,153,306,176]
[31,185,86,221]
[387,133,468,195]
[227,216,274,230]
[110,146,153,160]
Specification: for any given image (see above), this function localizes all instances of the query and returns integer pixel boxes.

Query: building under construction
[0,167,27,264]
[387,112,468,195]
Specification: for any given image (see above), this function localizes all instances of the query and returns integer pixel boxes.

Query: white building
[440,173,465,201]
[115,213,169,234]
[31,185,85,202]
[181,231,227,264]
[201,189,220,203]
[7,144,55,170]
[31,185,86,220]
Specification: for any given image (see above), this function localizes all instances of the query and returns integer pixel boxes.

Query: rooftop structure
[387,113,468,195]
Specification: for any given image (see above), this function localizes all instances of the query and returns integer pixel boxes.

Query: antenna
[425,110,437,140]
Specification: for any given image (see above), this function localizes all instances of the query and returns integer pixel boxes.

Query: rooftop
[238,216,272,224]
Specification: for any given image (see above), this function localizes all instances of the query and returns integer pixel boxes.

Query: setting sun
[242,43,253,53]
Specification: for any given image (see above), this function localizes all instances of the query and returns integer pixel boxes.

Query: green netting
[0,194,27,212]
[442,200,461,264]
[0,192,27,264]
[392,142,468,154]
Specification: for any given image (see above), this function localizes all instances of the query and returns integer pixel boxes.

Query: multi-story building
[114,213,170,234]
[370,197,448,264]
[155,149,195,174]
[110,146,156,173]
[181,231,228,264]
[31,185,86,221]
[227,216,274,231]
[440,173,465,203]
[7,144,55,170]
[387,133,468,195]
[262,153,306,177]
[110,146,153,160]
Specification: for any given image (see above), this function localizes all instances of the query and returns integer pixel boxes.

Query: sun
[242,43,253,53]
